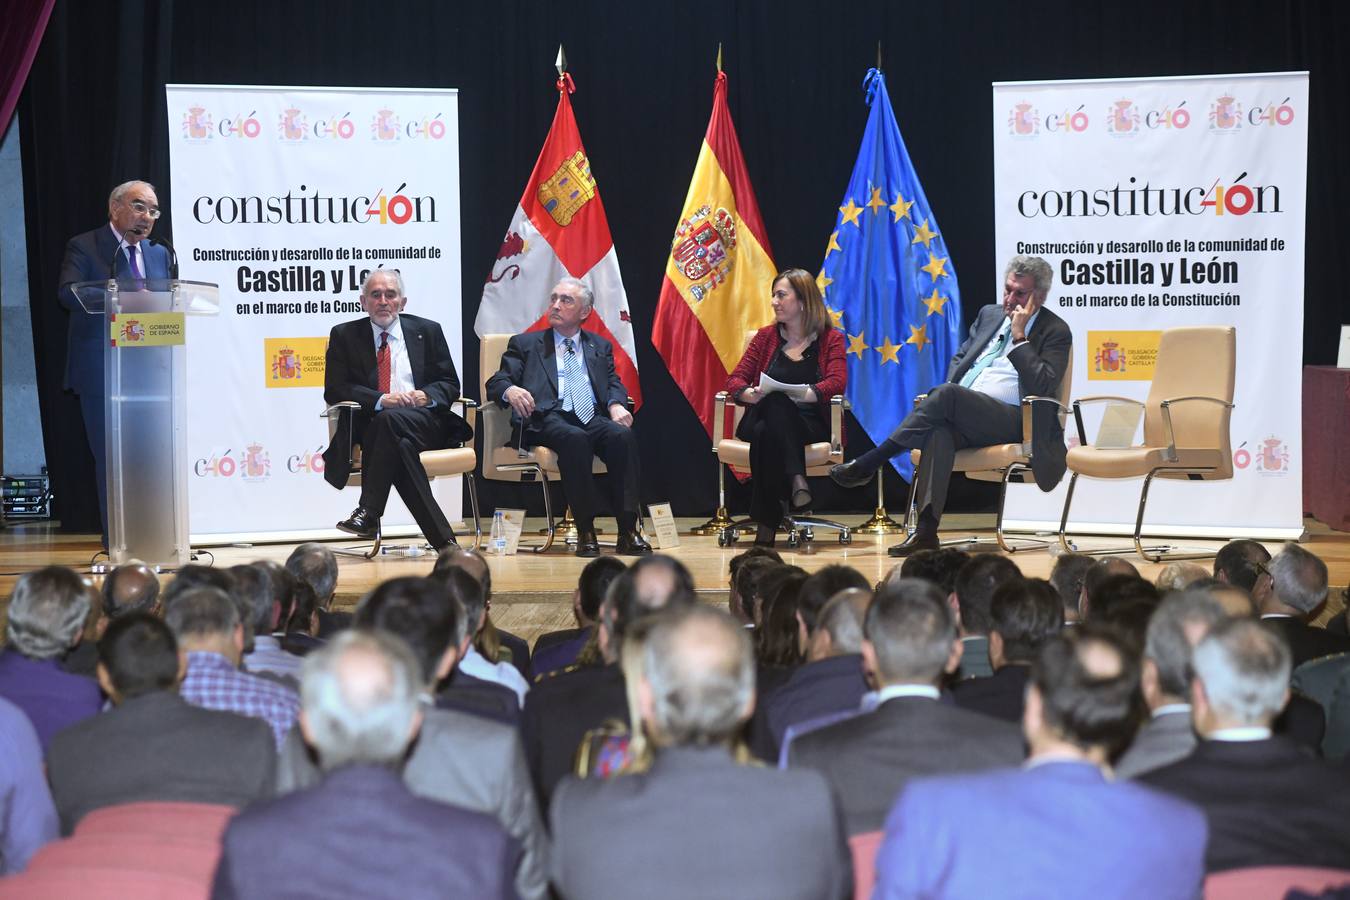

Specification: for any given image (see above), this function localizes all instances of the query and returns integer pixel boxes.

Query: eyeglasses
[127,200,162,219]
[1254,561,1272,579]
[365,290,401,300]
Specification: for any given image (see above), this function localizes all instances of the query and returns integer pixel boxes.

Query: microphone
[107,240,128,280]
[150,236,180,279]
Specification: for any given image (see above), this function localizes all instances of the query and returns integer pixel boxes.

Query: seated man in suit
[876,626,1207,899]
[953,577,1063,724]
[551,605,851,900]
[532,556,627,679]
[1213,538,1271,594]
[213,630,518,899]
[322,269,471,551]
[1140,618,1350,871]
[57,181,172,542]
[485,277,651,558]
[1048,552,1094,625]
[46,614,275,835]
[947,554,1020,682]
[433,546,530,681]
[831,255,1071,557]
[1257,543,1348,667]
[285,542,350,639]
[276,576,547,900]
[789,578,1024,836]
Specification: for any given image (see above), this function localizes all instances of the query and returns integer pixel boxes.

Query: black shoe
[829,461,874,489]
[887,532,940,558]
[575,530,601,558]
[336,507,379,539]
[616,530,653,556]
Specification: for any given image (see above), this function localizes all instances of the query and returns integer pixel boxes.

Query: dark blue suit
[57,225,171,536]
[875,761,1207,899]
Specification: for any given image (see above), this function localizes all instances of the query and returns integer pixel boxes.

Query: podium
[67,278,220,568]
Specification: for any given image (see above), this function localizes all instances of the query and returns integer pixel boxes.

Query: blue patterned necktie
[562,338,594,424]
[959,321,1011,388]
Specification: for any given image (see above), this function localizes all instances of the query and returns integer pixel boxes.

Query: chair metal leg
[1060,467,1224,562]
[463,473,482,551]
[495,462,557,553]
[333,518,384,560]
[855,468,905,535]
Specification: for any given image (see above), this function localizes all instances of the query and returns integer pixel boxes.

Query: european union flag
[819,68,963,481]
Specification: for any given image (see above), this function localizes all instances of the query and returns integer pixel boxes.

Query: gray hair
[1192,618,1290,726]
[817,589,869,654]
[1049,553,1094,618]
[555,276,595,311]
[642,606,754,745]
[286,543,338,606]
[5,567,91,659]
[1267,543,1328,614]
[163,586,240,639]
[108,180,156,206]
[1144,590,1229,697]
[360,267,406,298]
[1155,562,1210,593]
[301,630,422,770]
[865,578,956,684]
[1005,255,1054,298]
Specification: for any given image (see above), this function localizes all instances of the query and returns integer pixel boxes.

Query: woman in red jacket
[725,268,847,546]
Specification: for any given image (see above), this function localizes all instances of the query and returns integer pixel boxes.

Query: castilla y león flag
[652,70,776,437]
[475,74,641,406]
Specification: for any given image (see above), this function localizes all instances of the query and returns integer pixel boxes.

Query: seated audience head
[989,578,1064,668]
[894,547,972,597]
[1084,574,1160,654]
[804,587,872,662]
[163,585,244,664]
[952,555,1022,637]
[1190,617,1291,734]
[728,547,782,623]
[639,606,754,749]
[575,557,626,628]
[432,546,491,600]
[254,560,297,635]
[1026,625,1140,762]
[285,542,339,609]
[229,564,277,640]
[1262,542,1329,620]
[286,581,320,636]
[355,576,464,689]
[599,555,698,664]
[99,561,161,631]
[424,566,483,647]
[1142,590,1229,710]
[5,566,92,660]
[299,630,424,771]
[1048,553,1094,623]
[1183,577,1257,619]
[797,564,871,650]
[754,567,807,668]
[1213,539,1272,593]
[863,578,960,687]
[1080,558,1140,621]
[735,558,783,627]
[164,565,243,649]
[96,613,182,704]
[1154,562,1210,594]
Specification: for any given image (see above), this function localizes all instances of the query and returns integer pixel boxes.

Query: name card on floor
[499,509,526,555]
[647,502,680,550]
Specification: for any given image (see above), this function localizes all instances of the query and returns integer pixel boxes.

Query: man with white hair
[1140,618,1350,871]
[550,605,850,900]
[1256,542,1348,666]
[213,630,518,899]
[486,277,649,558]
[0,566,102,749]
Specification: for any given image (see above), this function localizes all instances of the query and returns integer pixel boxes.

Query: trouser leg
[742,393,812,528]
[584,415,642,532]
[529,413,601,532]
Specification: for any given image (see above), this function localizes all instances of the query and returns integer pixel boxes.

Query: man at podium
[57,181,171,544]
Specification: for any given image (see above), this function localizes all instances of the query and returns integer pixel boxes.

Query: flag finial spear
[556,44,567,77]
[877,40,882,70]
[716,43,723,74]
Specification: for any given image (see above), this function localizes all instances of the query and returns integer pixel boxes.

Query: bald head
[102,562,160,620]
[641,606,754,746]
[433,546,491,601]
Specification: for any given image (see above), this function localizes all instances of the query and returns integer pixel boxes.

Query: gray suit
[550,745,850,900]
[788,694,1025,835]
[1116,708,1197,779]
[45,691,275,834]
[276,704,548,900]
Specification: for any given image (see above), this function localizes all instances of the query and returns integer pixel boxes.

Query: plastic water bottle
[489,510,507,556]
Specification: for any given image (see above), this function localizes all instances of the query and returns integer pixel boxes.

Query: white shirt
[458,645,530,705]
[108,224,144,276]
[1152,703,1192,719]
[1208,726,1272,742]
[371,316,415,407]
[876,684,941,703]
[969,309,1041,406]
[553,328,596,411]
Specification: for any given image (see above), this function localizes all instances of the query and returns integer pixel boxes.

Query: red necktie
[377,331,391,393]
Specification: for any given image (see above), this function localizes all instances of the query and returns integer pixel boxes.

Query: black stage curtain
[20,0,1348,531]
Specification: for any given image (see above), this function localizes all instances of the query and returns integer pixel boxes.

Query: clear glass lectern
[67,278,220,568]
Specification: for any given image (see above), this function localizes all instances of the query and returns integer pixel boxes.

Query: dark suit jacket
[550,745,850,900]
[951,662,1031,724]
[320,313,470,489]
[530,627,591,679]
[1262,616,1350,669]
[789,694,1025,835]
[484,329,628,433]
[212,764,518,900]
[946,303,1072,491]
[1115,708,1196,779]
[435,669,521,728]
[756,654,868,760]
[521,663,626,808]
[45,691,275,834]
[57,225,172,396]
[1140,736,1350,871]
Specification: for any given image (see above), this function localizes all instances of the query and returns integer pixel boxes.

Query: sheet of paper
[757,372,813,402]
[1338,325,1350,368]
[1095,403,1144,449]
[498,509,526,555]
[647,502,680,550]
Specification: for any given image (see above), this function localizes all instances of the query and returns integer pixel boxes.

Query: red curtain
[0,0,55,137]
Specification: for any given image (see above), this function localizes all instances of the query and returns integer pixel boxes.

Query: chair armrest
[713,391,730,448]
[1158,396,1235,463]
[1019,395,1069,451]
[1069,396,1145,447]
[452,397,479,443]
[321,401,362,419]
[829,395,849,454]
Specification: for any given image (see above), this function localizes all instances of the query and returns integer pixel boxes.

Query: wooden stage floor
[1,515,1346,647]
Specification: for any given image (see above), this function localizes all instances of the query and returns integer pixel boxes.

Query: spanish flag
[652,70,776,437]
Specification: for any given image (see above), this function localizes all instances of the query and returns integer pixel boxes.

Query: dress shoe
[336,507,379,539]
[829,461,875,489]
[790,488,813,511]
[887,531,940,557]
[574,530,601,558]
[615,530,653,556]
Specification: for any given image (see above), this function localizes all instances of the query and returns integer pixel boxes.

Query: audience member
[894,547,972,597]
[1213,539,1271,594]
[425,567,521,727]
[1115,590,1228,778]
[1079,557,1139,621]
[430,562,529,704]
[1185,577,1258,618]
[1141,618,1350,871]
[1155,562,1210,593]
[1257,542,1348,666]
[234,564,303,683]
[163,585,299,748]
[0,695,58,874]
[1084,573,1161,654]
[727,546,782,625]
[280,580,323,656]
[285,542,347,638]
[949,555,1021,680]
[531,556,626,679]
[875,627,1207,898]
[953,577,1062,723]
[731,556,779,628]
[63,561,161,677]
[796,564,871,640]
[550,605,850,900]
[753,566,807,694]
[212,630,519,899]
[1048,552,1093,624]
[789,579,1023,835]
[434,546,531,681]
[47,613,274,834]
[0,566,102,749]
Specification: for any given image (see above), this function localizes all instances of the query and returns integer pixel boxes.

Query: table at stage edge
[1303,366,1350,532]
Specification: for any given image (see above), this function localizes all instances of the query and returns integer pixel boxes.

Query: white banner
[166,85,462,542]
[992,72,1307,539]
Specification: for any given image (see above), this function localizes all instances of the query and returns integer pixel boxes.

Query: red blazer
[725,325,848,420]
